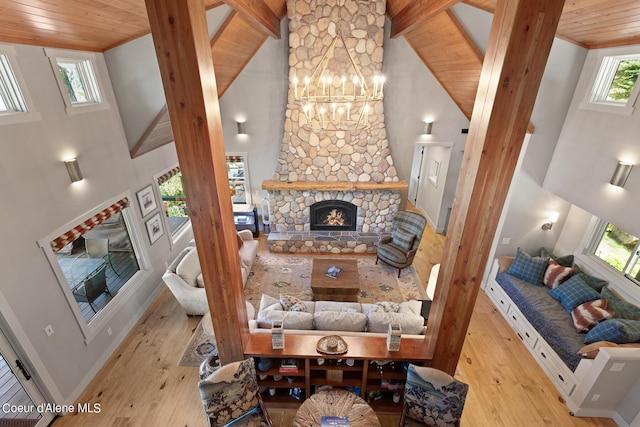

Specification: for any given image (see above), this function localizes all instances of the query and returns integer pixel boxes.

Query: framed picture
[428,159,441,186]
[145,212,164,245]
[136,184,157,217]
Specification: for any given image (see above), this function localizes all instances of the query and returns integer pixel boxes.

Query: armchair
[198,357,273,427]
[400,364,469,427]
[376,211,427,277]
[72,264,111,313]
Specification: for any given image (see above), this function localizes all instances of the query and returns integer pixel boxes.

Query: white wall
[0,42,187,402]
[451,3,587,259]
[106,10,288,212]
[544,44,640,238]
[382,21,469,231]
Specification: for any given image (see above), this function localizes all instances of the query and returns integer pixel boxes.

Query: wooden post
[145,0,247,363]
[427,0,565,375]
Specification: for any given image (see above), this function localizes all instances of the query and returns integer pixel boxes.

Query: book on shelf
[321,416,350,427]
[325,265,343,279]
[279,358,298,373]
[380,378,404,391]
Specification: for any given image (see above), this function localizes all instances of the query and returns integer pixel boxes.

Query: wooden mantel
[262,180,408,192]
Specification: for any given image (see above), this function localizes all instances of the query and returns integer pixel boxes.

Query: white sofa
[248,294,426,339]
[162,230,259,315]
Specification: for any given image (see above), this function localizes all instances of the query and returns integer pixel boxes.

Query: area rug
[178,321,218,367]
[244,253,426,311]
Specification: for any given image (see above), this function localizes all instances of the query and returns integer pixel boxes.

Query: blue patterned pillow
[548,275,603,312]
[507,247,549,285]
[584,319,640,345]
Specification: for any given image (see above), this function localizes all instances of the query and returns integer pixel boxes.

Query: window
[581,52,640,115]
[0,45,40,125]
[45,48,108,114]
[227,153,252,205]
[589,220,640,284]
[49,199,141,324]
[0,55,27,113]
[57,58,101,105]
[157,166,190,236]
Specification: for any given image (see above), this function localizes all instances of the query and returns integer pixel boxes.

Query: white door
[0,329,54,426]
[408,145,425,205]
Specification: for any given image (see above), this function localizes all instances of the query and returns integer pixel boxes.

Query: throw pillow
[539,248,574,267]
[571,299,614,332]
[601,287,640,320]
[577,341,640,359]
[368,301,400,314]
[507,247,549,285]
[392,227,416,251]
[548,275,603,312]
[584,319,640,345]
[175,247,201,287]
[575,271,607,292]
[289,302,308,313]
[280,294,302,311]
[543,259,576,289]
[497,256,515,273]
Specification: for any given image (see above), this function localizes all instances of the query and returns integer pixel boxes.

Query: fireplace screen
[310,200,357,231]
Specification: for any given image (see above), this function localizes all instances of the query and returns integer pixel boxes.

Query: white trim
[0,44,42,126]
[153,163,191,249]
[37,191,153,343]
[43,48,110,115]
[579,47,640,116]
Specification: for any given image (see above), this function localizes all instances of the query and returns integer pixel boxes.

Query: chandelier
[290,32,385,131]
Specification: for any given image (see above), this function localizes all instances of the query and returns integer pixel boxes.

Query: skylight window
[45,48,109,115]
[0,45,40,125]
[0,54,27,114]
[582,52,640,115]
[57,58,102,105]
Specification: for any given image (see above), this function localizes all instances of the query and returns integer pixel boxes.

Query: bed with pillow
[484,248,640,419]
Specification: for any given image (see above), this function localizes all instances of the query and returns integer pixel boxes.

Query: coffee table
[311,258,360,302]
[292,389,381,427]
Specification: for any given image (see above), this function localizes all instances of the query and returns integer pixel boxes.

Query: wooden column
[427,0,565,375]
[145,0,247,363]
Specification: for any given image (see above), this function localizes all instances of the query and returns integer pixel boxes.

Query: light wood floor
[51,225,617,427]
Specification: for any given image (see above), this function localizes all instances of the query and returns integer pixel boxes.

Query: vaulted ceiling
[3,0,639,52]
[4,0,638,155]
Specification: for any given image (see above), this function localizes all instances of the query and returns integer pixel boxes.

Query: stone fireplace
[263,0,407,253]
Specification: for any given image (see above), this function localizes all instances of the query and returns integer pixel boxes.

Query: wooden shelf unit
[244,334,431,413]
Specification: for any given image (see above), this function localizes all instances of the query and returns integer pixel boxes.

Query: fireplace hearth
[310,200,357,231]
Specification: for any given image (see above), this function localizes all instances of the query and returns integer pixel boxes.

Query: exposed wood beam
[145,0,247,363]
[223,0,281,39]
[427,0,565,375]
[391,0,464,38]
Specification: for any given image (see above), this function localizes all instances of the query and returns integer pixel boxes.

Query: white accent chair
[162,230,259,315]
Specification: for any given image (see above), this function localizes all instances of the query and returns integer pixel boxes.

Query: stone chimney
[263,0,407,249]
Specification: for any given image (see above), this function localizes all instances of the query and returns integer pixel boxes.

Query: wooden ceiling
[1,0,640,52]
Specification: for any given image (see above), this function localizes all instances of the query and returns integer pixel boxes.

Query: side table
[233,204,259,237]
[292,389,381,427]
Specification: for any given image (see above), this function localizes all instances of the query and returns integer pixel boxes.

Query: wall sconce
[236,121,247,135]
[64,158,83,183]
[423,121,433,135]
[609,161,633,188]
[541,212,559,230]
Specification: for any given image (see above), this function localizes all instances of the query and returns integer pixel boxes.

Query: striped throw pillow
[543,259,576,289]
[571,299,613,332]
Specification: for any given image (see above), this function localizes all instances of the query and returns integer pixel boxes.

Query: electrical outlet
[44,325,54,337]
[502,238,511,245]
[610,363,626,372]
[107,328,112,336]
